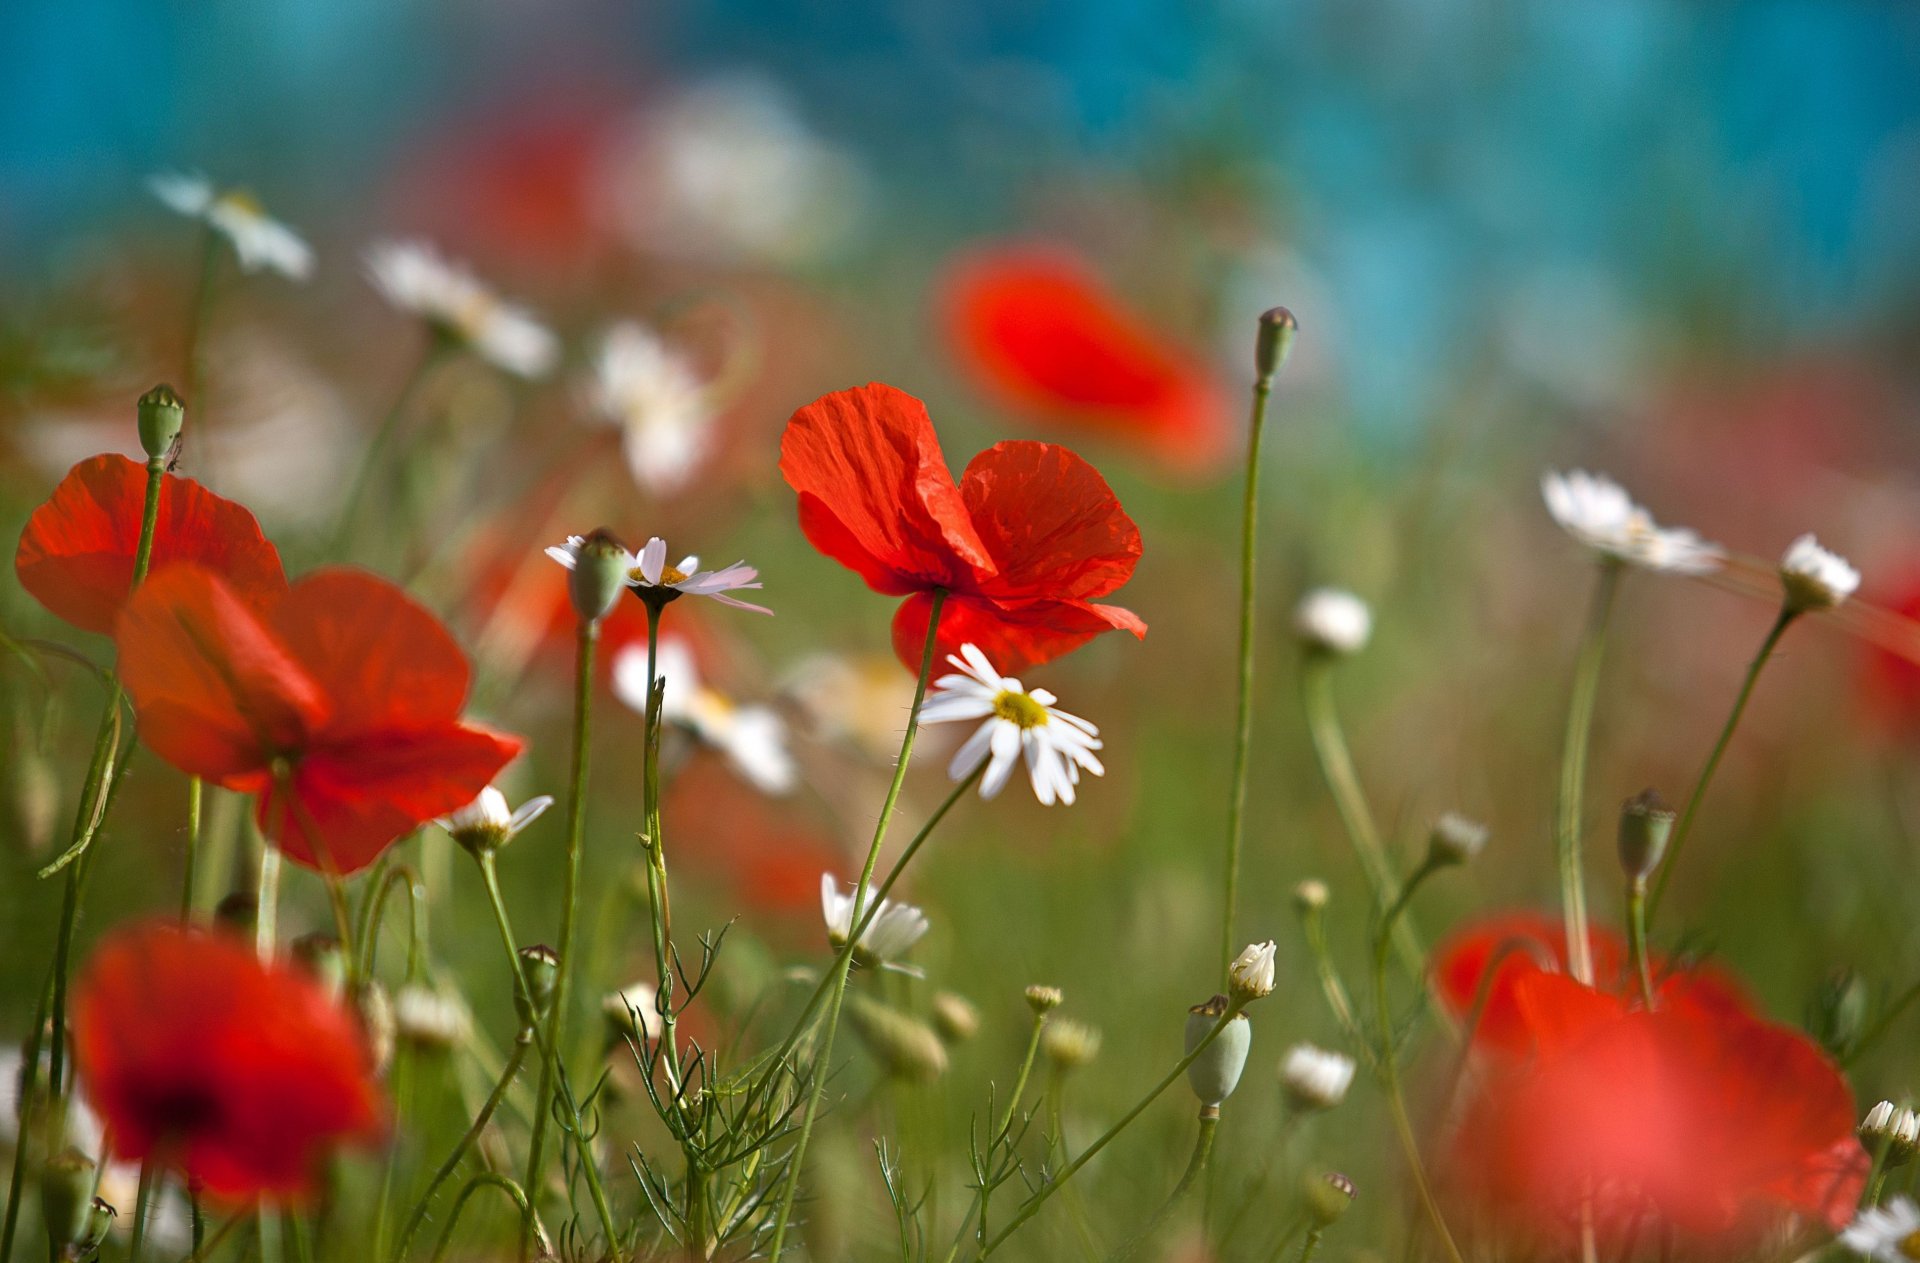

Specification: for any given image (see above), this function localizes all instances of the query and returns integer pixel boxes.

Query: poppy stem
[429,1174,532,1263]
[181,777,203,922]
[765,589,949,1261]
[1647,605,1797,922]
[1626,877,1657,1008]
[1109,1111,1218,1261]
[256,843,282,960]
[1554,560,1621,985]
[391,1027,532,1263]
[1222,353,1277,984]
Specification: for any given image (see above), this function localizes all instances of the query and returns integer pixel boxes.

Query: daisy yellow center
[993,689,1049,729]
[660,563,690,585]
[216,189,265,218]
[1901,1231,1920,1260]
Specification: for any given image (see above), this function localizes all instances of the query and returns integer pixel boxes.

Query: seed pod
[137,384,185,461]
[1185,996,1251,1107]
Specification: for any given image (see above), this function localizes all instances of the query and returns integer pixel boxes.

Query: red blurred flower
[114,565,522,873]
[780,382,1146,672]
[14,454,286,635]
[72,921,382,1202]
[1437,914,1866,1252]
[1859,569,1920,738]
[939,244,1234,473]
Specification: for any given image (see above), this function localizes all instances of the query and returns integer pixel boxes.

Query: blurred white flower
[919,643,1104,806]
[1541,470,1722,575]
[435,786,553,853]
[544,534,770,614]
[365,240,557,378]
[1229,940,1278,1002]
[591,322,714,495]
[603,981,664,1041]
[821,874,930,967]
[150,172,313,280]
[393,983,471,1050]
[612,636,796,795]
[1780,533,1860,612]
[1841,1196,1920,1261]
[1280,1042,1356,1112]
[1293,588,1371,655]
[780,652,917,761]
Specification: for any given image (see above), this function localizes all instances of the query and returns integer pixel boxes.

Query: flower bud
[516,945,560,1027]
[442,787,515,857]
[1863,1100,1898,1141]
[136,383,185,461]
[1808,967,1869,1059]
[1255,307,1298,381]
[1426,813,1488,867]
[74,1196,116,1259]
[395,983,470,1051]
[1293,588,1371,657]
[354,980,395,1076]
[1617,789,1674,882]
[1185,995,1252,1107]
[931,992,980,1045]
[1889,1108,1920,1167]
[39,1148,96,1254]
[1280,1042,1356,1113]
[565,529,635,624]
[1304,1171,1355,1228]
[1024,985,1064,1015]
[1292,880,1329,914]
[1779,533,1859,613]
[1228,941,1277,1004]
[1041,1019,1103,1071]
[290,933,347,1000]
[847,994,948,1082]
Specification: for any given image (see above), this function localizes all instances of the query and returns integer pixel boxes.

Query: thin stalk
[1626,877,1656,1008]
[1296,1226,1325,1263]
[635,602,690,1109]
[1648,606,1796,920]
[185,1207,248,1262]
[976,1006,1242,1257]
[1110,1113,1218,1261]
[128,1161,158,1262]
[181,778,203,921]
[1222,363,1276,980]
[765,589,949,1260]
[371,1044,412,1258]
[430,1175,530,1263]
[1554,562,1621,984]
[975,1010,1049,1248]
[393,1029,532,1263]
[522,618,597,1257]
[331,338,446,552]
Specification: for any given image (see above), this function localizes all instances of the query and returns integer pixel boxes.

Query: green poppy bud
[136,384,185,462]
[1617,788,1675,881]
[1185,995,1251,1107]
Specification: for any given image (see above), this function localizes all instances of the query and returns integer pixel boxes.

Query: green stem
[1647,606,1796,921]
[1222,367,1275,980]
[430,1175,530,1263]
[184,1207,247,1262]
[764,589,948,1259]
[331,339,445,553]
[1555,562,1621,984]
[392,1029,532,1263]
[1626,877,1656,1008]
[978,1007,1241,1257]
[1110,1113,1217,1261]
[127,1159,158,1263]
[181,777,203,921]
[522,619,597,1257]
[371,1043,411,1259]
[975,1009,1049,1249]
[1296,1227,1324,1263]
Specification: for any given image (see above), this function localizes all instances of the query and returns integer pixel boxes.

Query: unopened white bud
[1228,940,1277,1003]
[1427,812,1488,867]
[1293,588,1371,656]
[1779,533,1859,612]
[1280,1042,1356,1113]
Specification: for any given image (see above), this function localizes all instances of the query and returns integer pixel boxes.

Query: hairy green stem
[1222,364,1276,980]
[1554,562,1620,984]
[1626,878,1656,1008]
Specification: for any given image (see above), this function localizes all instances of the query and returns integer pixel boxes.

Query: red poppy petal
[890,591,1145,675]
[114,567,326,782]
[16,454,286,635]
[270,568,474,736]
[266,723,523,873]
[781,383,993,591]
[940,245,1234,471]
[958,441,1143,601]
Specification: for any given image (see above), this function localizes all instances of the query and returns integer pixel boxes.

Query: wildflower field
[3,8,1920,1263]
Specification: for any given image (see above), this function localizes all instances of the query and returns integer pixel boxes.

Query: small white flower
[1228,940,1278,1002]
[1541,470,1723,574]
[435,787,553,853]
[150,172,313,280]
[1841,1196,1920,1260]
[821,874,930,967]
[1780,533,1860,612]
[1279,1043,1356,1112]
[543,534,771,615]
[1863,1100,1899,1139]
[592,322,715,495]
[1293,588,1371,655]
[365,240,558,378]
[1427,812,1489,866]
[393,983,471,1050]
[603,981,664,1041]
[918,643,1104,806]
[611,637,796,795]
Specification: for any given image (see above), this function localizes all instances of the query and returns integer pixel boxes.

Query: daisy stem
[1222,356,1277,983]
[1626,876,1656,1008]
[1554,560,1621,985]
[331,337,446,556]
[391,1027,531,1263]
[1110,1111,1218,1261]
[976,1006,1242,1257]
[972,1008,1049,1252]
[181,777,203,922]
[522,616,600,1258]
[765,589,949,1261]
[1646,606,1797,922]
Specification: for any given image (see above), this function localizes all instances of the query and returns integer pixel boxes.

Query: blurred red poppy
[114,566,522,873]
[1859,570,1920,737]
[14,454,286,635]
[939,245,1234,473]
[1437,915,1866,1251]
[73,921,382,1202]
[781,382,1146,672]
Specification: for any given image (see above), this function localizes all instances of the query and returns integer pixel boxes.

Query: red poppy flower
[114,565,523,873]
[1437,915,1866,1252]
[72,921,382,1202]
[14,454,286,635]
[938,244,1235,473]
[1859,569,1920,738]
[780,382,1146,672]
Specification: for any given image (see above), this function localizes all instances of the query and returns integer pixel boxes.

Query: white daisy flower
[592,322,714,495]
[435,786,553,854]
[820,874,930,968]
[918,643,1104,806]
[1780,533,1860,612]
[543,534,771,614]
[150,172,314,280]
[1279,1042,1356,1112]
[611,636,796,795]
[1541,470,1723,575]
[1228,940,1278,1002]
[1293,587,1372,655]
[364,240,558,378]
[1841,1196,1920,1260]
